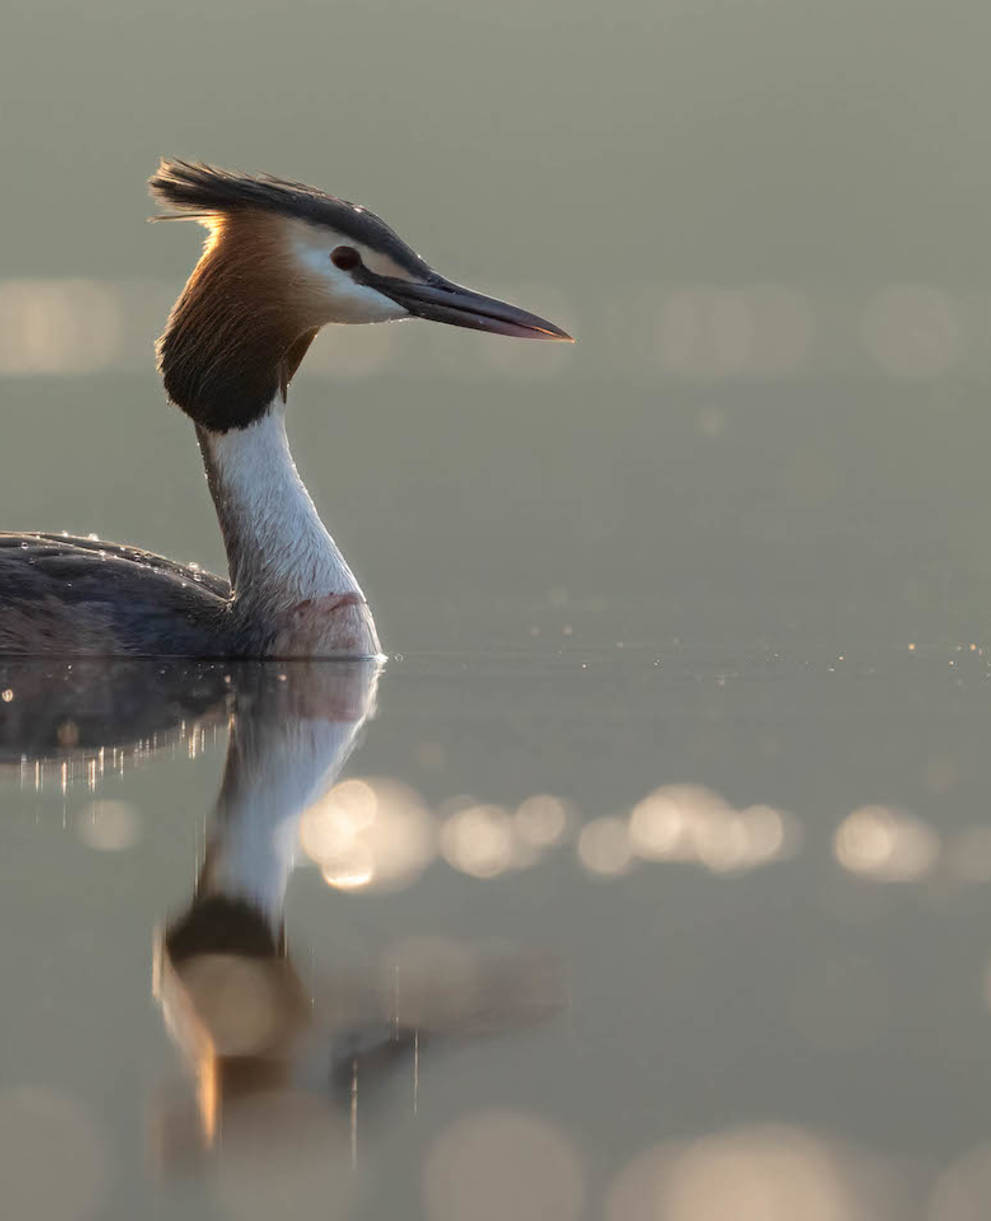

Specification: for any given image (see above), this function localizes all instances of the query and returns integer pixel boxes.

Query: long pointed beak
[367,273,574,341]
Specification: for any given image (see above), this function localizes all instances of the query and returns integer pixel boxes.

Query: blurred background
[3,0,991,652]
[5,2,991,1220]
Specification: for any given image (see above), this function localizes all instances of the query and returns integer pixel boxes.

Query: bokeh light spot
[833,806,939,882]
[301,777,435,892]
[441,805,516,878]
[514,794,571,848]
[75,800,141,852]
[606,1124,897,1221]
[577,816,633,876]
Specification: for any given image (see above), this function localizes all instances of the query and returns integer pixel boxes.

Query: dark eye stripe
[331,246,361,271]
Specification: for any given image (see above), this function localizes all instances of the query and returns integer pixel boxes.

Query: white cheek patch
[289,228,410,324]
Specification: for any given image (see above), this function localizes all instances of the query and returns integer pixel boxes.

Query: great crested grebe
[0,160,571,658]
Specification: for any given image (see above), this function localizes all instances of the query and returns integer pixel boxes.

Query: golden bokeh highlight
[629,784,729,862]
[301,777,435,892]
[320,847,375,891]
[292,778,624,887]
[75,799,141,852]
[833,806,940,882]
[514,794,572,848]
[606,1125,898,1221]
[628,785,799,875]
[440,804,517,878]
[577,816,634,876]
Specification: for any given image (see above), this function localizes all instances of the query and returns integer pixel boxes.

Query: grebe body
[0,160,570,658]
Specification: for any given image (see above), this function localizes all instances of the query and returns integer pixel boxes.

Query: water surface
[2,647,991,1219]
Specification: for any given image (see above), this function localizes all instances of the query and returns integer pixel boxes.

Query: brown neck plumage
[157,213,318,432]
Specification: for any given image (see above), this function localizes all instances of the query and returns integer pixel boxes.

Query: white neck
[201,662,380,922]
[199,405,364,613]
[205,717,367,922]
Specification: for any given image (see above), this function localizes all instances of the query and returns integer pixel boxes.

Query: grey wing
[0,533,233,656]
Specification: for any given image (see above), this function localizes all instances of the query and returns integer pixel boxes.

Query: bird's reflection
[151,660,559,1168]
[0,659,560,1173]
[151,660,375,1163]
[0,658,232,783]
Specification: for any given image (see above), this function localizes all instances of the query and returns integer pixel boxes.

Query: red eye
[331,246,361,271]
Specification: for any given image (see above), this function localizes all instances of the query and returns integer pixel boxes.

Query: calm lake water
[2,643,991,1220]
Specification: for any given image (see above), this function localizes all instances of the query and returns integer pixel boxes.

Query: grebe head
[150,159,572,431]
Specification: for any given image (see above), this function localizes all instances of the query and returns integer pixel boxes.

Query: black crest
[149,158,429,276]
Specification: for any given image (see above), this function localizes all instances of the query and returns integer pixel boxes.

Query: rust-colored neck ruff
[157,213,317,432]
